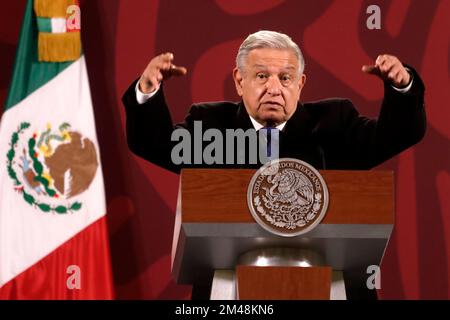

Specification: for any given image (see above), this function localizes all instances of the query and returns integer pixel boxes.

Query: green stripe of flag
[36,17,52,33]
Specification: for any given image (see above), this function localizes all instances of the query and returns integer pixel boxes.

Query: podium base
[210,269,346,300]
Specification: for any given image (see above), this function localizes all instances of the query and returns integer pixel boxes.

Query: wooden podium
[171,169,394,300]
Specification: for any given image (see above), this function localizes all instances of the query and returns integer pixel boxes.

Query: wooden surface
[181,169,394,224]
[236,266,332,300]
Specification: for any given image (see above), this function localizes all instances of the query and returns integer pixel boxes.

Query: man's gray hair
[236,30,305,75]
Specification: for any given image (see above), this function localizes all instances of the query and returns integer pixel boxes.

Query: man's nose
[266,76,282,95]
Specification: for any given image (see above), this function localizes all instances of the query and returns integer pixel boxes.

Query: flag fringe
[34,0,76,18]
[38,32,81,62]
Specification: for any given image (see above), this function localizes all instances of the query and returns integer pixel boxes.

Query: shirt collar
[248,115,287,131]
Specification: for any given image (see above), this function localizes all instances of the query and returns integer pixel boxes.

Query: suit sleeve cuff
[135,80,159,104]
[391,68,413,93]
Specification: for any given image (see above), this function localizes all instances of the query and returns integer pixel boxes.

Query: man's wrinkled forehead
[245,48,299,67]
[252,64,298,73]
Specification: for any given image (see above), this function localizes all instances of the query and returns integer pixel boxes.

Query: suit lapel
[233,102,255,130]
[282,102,313,139]
[280,103,324,168]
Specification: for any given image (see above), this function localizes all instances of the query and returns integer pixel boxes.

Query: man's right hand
[139,52,187,94]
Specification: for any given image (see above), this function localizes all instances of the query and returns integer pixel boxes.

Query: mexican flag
[0,0,114,299]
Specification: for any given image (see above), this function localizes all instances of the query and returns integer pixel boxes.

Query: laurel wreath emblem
[247,158,329,237]
[6,122,82,214]
[254,192,322,229]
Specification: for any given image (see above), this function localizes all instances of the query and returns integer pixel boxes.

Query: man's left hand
[362,54,411,88]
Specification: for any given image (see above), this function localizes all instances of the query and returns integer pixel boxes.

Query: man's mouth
[261,101,283,108]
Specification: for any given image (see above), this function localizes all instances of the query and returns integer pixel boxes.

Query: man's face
[233,48,306,127]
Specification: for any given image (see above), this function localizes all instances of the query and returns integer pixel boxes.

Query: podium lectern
[171,169,393,300]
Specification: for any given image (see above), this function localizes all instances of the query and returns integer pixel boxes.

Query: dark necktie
[262,127,279,158]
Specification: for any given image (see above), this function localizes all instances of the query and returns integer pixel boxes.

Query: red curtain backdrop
[1,0,449,299]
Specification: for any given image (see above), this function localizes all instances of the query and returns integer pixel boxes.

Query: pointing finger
[362,65,380,75]
[170,65,188,76]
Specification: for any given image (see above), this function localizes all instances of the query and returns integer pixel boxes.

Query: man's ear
[233,67,244,97]
[297,73,307,99]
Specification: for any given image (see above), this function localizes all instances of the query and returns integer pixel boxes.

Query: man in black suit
[122,30,426,173]
[122,31,426,299]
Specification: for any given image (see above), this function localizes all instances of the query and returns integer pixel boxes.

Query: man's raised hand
[362,54,411,88]
[139,52,187,94]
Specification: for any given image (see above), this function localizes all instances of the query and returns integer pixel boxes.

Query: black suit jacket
[122,68,426,173]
